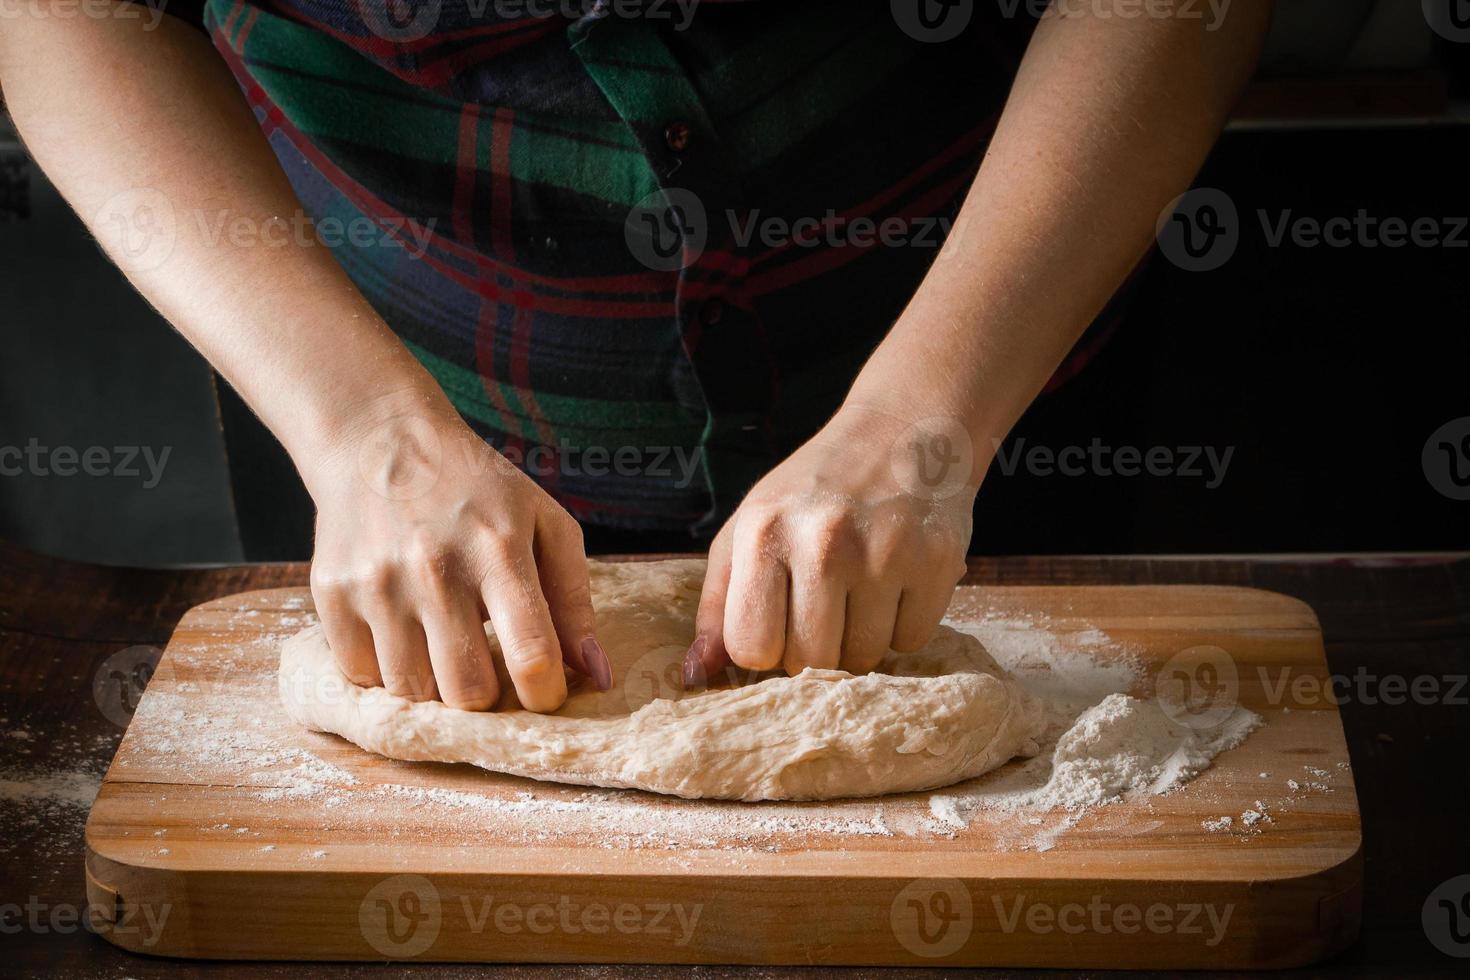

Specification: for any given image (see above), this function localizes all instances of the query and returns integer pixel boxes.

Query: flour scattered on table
[114,602,1266,856]
[920,615,1264,850]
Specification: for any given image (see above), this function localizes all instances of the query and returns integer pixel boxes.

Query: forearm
[0,7,448,497]
[846,1,1272,461]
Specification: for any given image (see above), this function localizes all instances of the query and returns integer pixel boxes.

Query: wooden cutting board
[84,582,1361,969]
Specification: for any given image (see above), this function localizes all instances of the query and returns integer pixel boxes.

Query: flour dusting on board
[113,600,1269,856]
[930,610,1265,850]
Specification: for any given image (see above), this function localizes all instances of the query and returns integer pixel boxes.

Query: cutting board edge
[81,843,1364,968]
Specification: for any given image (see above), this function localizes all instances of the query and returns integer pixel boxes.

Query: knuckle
[865,527,907,573]
[403,528,451,570]
[726,633,782,671]
[477,532,524,580]
[738,508,786,556]
[549,509,584,549]
[355,560,397,601]
[501,629,558,667]
[440,679,499,711]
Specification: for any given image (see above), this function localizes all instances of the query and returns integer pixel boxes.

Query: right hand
[304,403,611,713]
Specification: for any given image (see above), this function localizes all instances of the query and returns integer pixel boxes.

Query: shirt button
[664,122,691,153]
[699,298,725,326]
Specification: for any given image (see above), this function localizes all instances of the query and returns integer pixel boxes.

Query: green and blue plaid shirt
[170,2,1110,536]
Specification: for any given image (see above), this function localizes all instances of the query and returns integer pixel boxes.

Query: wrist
[821,401,991,497]
[287,381,461,502]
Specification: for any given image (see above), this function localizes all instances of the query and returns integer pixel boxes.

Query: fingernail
[581,637,613,691]
[682,635,708,690]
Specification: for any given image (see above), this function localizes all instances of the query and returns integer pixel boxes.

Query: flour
[106,600,1270,855]
[922,617,1265,849]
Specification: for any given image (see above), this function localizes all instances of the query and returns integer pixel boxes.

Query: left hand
[682,406,980,687]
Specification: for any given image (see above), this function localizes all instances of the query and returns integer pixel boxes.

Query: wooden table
[3,540,1466,977]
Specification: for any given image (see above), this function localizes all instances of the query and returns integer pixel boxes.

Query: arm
[688,2,1273,683]
[0,7,610,709]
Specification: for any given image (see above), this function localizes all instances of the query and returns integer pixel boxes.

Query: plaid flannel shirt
[188,1,1105,536]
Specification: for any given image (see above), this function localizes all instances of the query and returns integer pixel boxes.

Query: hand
[684,406,980,686]
[305,403,612,712]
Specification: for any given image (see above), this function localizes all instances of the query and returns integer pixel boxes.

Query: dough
[279,559,1046,802]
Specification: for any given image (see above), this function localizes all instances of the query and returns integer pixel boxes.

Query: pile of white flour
[928,613,1264,848]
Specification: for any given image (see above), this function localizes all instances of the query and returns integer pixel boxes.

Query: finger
[723,518,789,672]
[784,568,845,675]
[312,582,382,687]
[421,599,501,711]
[841,581,901,674]
[368,613,436,701]
[534,509,611,690]
[481,543,567,713]
[892,577,958,653]
[685,524,735,689]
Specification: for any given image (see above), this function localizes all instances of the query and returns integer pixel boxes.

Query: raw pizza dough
[279,559,1046,801]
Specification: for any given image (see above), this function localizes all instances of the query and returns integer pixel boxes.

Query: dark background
[2,1,1468,566]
